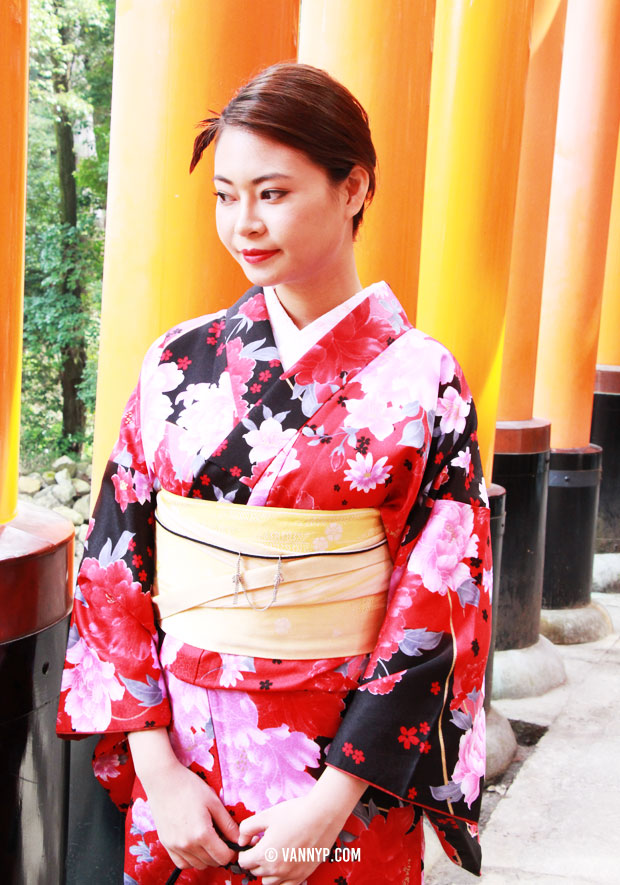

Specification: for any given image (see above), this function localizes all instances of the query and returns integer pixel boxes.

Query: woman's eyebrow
[212,173,293,185]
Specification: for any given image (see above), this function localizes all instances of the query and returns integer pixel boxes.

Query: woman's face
[213,126,357,298]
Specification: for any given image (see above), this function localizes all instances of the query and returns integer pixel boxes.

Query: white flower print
[344,393,401,441]
[344,453,392,493]
[244,417,297,464]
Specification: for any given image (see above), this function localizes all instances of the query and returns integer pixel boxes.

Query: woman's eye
[261,189,287,201]
[213,191,234,203]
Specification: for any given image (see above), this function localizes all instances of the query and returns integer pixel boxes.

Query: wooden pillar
[0,0,29,524]
[533,0,620,448]
[297,0,435,320]
[597,132,620,369]
[416,0,533,480]
[497,0,567,424]
[92,0,299,489]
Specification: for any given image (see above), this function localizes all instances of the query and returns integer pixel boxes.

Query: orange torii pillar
[297,0,436,320]
[76,2,299,879]
[591,130,620,558]
[413,0,533,774]
[0,2,73,879]
[533,0,620,642]
[490,0,567,700]
[92,0,299,493]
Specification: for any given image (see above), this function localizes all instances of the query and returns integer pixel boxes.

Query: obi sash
[151,489,392,659]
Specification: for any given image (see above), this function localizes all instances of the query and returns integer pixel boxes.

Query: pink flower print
[451,446,472,472]
[62,639,125,731]
[239,293,269,322]
[165,672,215,773]
[131,797,157,834]
[407,499,479,595]
[344,453,392,493]
[92,753,121,782]
[352,749,365,765]
[342,742,354,757]
[208,691,319,813]
[452,708,486,808]
[436,386,471,434]
[111,466,138,513]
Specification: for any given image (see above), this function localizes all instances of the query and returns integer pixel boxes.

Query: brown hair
[190,62,376,235]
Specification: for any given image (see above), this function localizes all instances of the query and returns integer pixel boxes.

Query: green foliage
[21,0,113,469]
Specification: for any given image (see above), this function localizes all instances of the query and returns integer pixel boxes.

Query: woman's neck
[274,260,363,330]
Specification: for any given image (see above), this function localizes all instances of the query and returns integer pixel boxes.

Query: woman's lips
[241,249,279,264]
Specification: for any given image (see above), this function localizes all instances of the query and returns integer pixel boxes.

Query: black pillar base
[542,445,602,609]
[590,365,620,552]
[491,420,551,650]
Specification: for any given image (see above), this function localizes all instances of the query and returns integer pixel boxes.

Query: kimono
[57,281,492,884]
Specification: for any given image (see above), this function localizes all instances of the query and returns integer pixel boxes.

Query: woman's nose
[235,199,265,237]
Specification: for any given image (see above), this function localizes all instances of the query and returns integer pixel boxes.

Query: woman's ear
[343,165,370,219]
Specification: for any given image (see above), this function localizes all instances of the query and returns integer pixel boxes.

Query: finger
[208,798,241,842]
[238,811,266,844]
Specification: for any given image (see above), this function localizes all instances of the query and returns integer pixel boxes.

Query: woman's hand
[128,728,239,871]
[237,766,367,885]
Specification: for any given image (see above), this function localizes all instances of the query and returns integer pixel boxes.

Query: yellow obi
[152,489,392,660]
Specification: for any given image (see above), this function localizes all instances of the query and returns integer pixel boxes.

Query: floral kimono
[57,281,492,884]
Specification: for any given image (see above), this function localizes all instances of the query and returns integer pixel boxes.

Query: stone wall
[18,455,92,566]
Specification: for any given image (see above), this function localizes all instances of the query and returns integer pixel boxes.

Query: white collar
[264,285,371,372]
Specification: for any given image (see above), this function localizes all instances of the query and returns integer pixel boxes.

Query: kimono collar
[264,285,370,373]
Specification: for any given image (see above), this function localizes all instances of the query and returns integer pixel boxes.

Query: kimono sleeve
[326,379,492,875]
[57,335,171,743]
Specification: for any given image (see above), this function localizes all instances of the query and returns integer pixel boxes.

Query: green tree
[22,0,114,464]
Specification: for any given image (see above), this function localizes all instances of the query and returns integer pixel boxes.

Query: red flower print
[192,489,202,498]
[161,348,172,361]
[177,356,192,370]
[352,749,365,765]
[138,570,147,582]
[146,547,153,558]
[342,742,354,757]
[431,681,442,695]
[229,466,242,477]
[418,741,431,754]
[419,721,430,735]
[200,475,211,486]
[207,336,217,345]
[407,787,418,800]
[128,538,136,551]
[209,320,225,338]
[259,370,272,382]
[357,670,405,695]
[250,383,262,394]
[291,301,391,386]
[347,806,417,885]
[254,689,344,737]
[111,466,138,513]
[269,359,281,368]
[398,726,419,749]
[78,558,157,664]
[153,443,191,496]
[132,554,143,568]
[212,440,228,456]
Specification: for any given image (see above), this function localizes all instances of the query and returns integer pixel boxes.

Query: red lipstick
[241,249,279,264]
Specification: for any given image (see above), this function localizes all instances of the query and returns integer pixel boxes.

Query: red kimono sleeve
[57,340,172,804]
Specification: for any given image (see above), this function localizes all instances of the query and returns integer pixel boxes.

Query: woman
[58,63,492,884]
